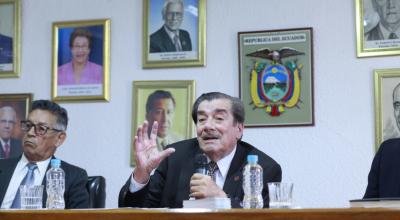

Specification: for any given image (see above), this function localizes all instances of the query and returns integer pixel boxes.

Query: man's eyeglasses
[166,12,183,18]
[20,120,63,136]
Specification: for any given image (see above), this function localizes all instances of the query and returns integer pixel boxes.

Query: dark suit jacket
[0,33,13,64]
[150,27,192,53]
[364,138,400,198]
[119,138,282,208]
[0,156,89,208]
[365,25,384,41]
[0,138,22,159]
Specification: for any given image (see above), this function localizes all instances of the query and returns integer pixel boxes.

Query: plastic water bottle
[242,155,263,208]
[46,159,65,209]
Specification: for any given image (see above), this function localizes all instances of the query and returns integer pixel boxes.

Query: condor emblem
[246,47,304,116]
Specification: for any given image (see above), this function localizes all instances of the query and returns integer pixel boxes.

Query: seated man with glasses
[0,100,89,209]
[149,0,192,53]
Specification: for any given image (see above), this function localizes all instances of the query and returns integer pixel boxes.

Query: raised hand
[133,120,175,183]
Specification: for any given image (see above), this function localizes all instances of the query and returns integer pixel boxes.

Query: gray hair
[162,0,184,17]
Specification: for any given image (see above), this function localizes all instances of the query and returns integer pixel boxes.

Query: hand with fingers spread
[189,173,227,199]
[133,120,175,184]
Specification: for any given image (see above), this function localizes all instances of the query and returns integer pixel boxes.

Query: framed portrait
[51,19,110,102]
[238,27,314,127]
[0,0,20,78]
[142,0,206,68]
[356,0,400,57]
[0,93,32,159]
[374,68,400,151]
[130,80,195,165]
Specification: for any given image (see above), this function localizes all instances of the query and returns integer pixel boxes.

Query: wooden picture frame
[356,0,400,57]
[51,19,110,102]
[142,0,206,68]
[130,80,195,166]
[0,93,32,159]
[0,0,20,78]
[374,68,400,151]
[238,27,314,127]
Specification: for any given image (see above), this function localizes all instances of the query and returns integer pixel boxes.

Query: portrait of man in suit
[0,106,22,159]
[381,81,400,141]
[145,90,184,151]
[0,33,12,64]
[0,3,14,66]
[149,0,192,53]
[364,0,400,41]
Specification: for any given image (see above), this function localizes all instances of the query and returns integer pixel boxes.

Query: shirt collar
[208,145,237,180]
[21,153,52,176]
[379,22,400,39]
[0,138,10,146]
[164,25,179,40]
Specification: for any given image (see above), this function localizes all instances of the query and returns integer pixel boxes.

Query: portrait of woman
[58,28,103,85]
[52,19,110,101]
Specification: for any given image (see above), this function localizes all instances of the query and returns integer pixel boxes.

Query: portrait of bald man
[0,106,22,159]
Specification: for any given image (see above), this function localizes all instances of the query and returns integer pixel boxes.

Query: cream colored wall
[0,0,393,208]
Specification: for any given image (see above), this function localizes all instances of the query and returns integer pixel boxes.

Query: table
[1,208,400,220]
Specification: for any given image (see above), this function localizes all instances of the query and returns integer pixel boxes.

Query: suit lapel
[10,139,21,158]
[0,157,20,205]
[41,156,56,207]
[160,28,176,51]
[223,142,248,200]
[0,142,4,158]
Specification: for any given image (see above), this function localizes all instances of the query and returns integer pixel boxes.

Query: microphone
[194,154,207,175]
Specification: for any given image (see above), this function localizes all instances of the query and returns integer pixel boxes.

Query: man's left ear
[55,132,67,147]
[236,123,244,139]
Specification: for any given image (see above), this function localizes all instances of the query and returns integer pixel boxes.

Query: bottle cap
[51,159,61,168]
[247,155,258,163]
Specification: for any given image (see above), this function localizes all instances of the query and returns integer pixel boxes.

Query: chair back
[87,176,106,208]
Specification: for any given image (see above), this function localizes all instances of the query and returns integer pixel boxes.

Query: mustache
[201,133,219,140]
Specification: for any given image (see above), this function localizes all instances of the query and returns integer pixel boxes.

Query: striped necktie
[207,161,219,182]
[173,33,182,51]
[11,163,38,208]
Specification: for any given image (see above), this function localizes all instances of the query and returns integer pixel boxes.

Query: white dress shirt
[1,154,50,209]
[164,25,182,50]
[210,146,237,189]
[379,22,400,40]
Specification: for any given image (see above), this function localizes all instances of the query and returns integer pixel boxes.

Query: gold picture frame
[238,28,314,127]
[0,0,20,77]
[142,0,206,68]
[51,19,110,102]
[374,68,400,151]
[0,93,32,159]
[130,80,195,166]
[356,0,400,57]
